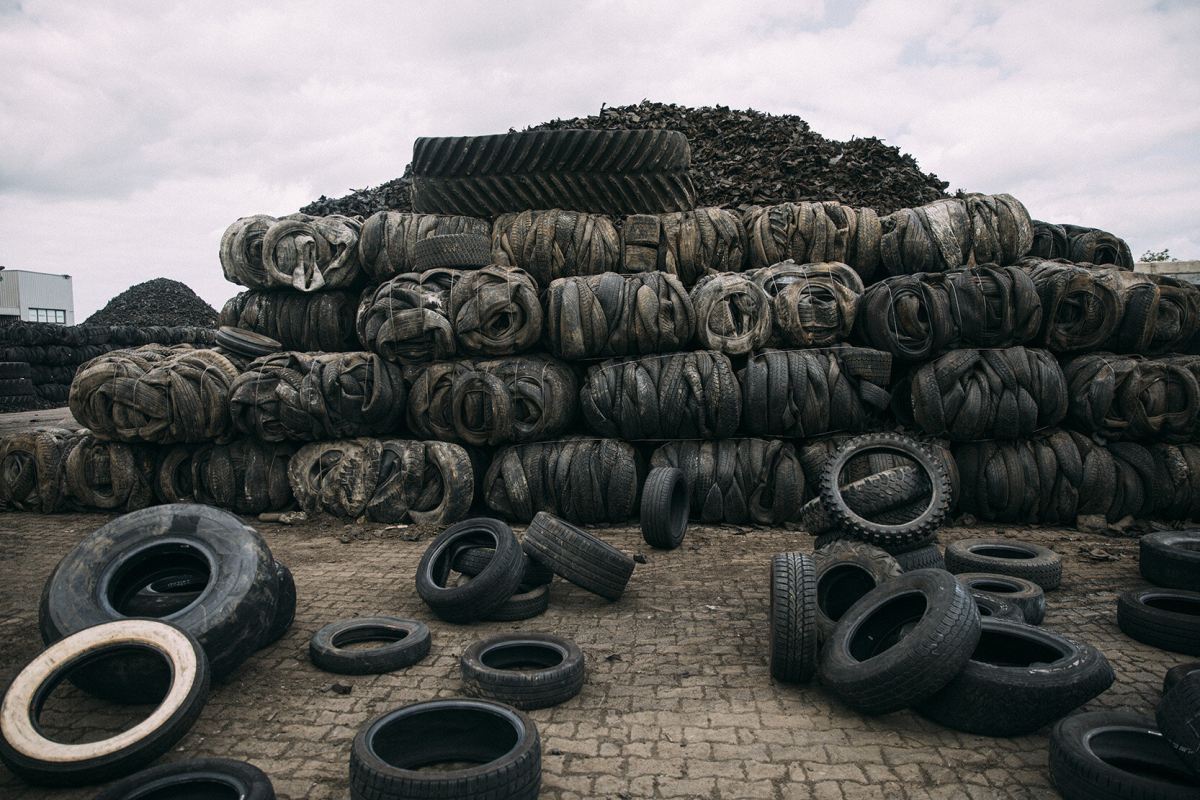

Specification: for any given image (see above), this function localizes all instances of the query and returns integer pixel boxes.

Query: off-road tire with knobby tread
[800,465,931,537]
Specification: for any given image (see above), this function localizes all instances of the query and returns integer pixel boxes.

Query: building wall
[0,270,75,325]
[1134,260,1200,285]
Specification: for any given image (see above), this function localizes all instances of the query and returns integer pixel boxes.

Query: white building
[0,269,75,325]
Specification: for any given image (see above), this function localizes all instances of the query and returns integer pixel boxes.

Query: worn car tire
[483,583,551,622]
[261,560,296,648]
[522,512,635,601]
[1165,662,1200,695]
[309,617,432,675]
[1158,671,1200,777]
[955,573,1046,625]
[415,518,526,624]
[970,589,1026,623]
[452,547,554,588]
[641,467,689,550]
[769,552,818,684]
[91,758,274,800]
[1118,588,1200,656]
[894,543,946,573]
[1142,532,1200,592]
[460,633,585,710]
[945,537,1062,590]
[812,539,903,639]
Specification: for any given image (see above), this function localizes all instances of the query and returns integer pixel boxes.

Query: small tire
[1158,671,1200,777]
[452,547,554,587]
[812,539,902,639]
[1118,588,1200,656]
[641,467,689,550]
[915,618,1114,736]
[818,568,982,716]
[415,517,526,624]
[522,512,635,601]
[349,698,541,800]
[309,617,431,675]
[768,552,818,684]
[0,619,210,787]
[460,633,585,710]
[1049,711,1199,800]
[955,573,1046,626]
[945,537,1063,591]
[91,758,275,800]
[1165,662,1200,695]
[801,465,932,537]
[970,589,1026,623]
[1142,532,1200,592]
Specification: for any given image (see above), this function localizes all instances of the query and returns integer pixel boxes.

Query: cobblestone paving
[0,510,1178,799]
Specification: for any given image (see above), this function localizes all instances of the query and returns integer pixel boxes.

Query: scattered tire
[818,568,982,715]
[460,633,585,710]
[916,618,1114,736]
[955,573,1046,625]
[91,758,275,800]
[970,590,1026,623]
[641,467,689,550]
[1165,662,1200,695]
[1158,671,1200,777]
[800,465,931,537]
[483,583,551,622]
[945,538,1063,590]
[452,547,554,587]
[894,543,945,573]
[812,539,902,639]
[769,552,818,684]
[522,512,635,601]
[1049,711,1200,800]
[1118,588,1200,656]
[261,560,296,648]
[214,326,282,358]
[415,518,526,624]
[349,698,541,800]
[1142,531,1200,592]
[0,619,209,787]
[309,617,432,675]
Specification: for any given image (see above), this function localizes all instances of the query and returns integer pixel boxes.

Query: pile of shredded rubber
[86,279,219,328]
[300,101,950,218]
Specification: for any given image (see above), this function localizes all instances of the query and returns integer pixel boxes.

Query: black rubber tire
[482,582,551,622]
[261,560,296,648]
[945,537,1063,590]
[38,504,279,703]
[452,546,554,588]
[415,518,526,624]
[800,465,932,537]
[460,633,585,710]
[894,543,946,573]
[641,467,689,550]
[1049,711,1200,800]
[812,529,938,556]
[349,698,541,800]
[1142,532,1200,592]
[117,570,208,618]
[411,129,695,216]
[970,589,1026,623]
[820,433,951,550]
[768,552,818,684]
[812,539,903,639]
[0,377,34,396]
[309,617,432,675]
[1166,662,1200,695]
[916,618,1114,736]
[91,758,275,800]
[0,361,31,379]
[522,512,635,601]
[818,568,982,716]
[956,573,1046,625]
[1118,588,1200,656]
[215,326,282,358]
[0,619,210,787]
[411,233,492,271]
[0,393,39,412]
[1158,671,1200,777]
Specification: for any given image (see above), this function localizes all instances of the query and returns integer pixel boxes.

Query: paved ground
[0,504,1180,799]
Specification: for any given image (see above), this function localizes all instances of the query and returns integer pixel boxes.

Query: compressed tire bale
[70,345,240,445]
[446,266,542,356]
[219,290,360,353]
[483,437,641,524]
[1038,223,1134,269]
[263,214,364,291]
[1022,258,1125,353]
[406,355,579,447]
[491,209,619,287]
[192,438,295,514]
[649,438,807,525]
[219,214,276,289]
[1063,353,1200,442]
[545,272,695,360]
[621,207,746,286]
[1096,269,1200,356]
[749,261,863,348]
[0,426,84,513]
[580,350,740,441]
[894,347,1068,441]
[62,432,158,512]
[738,347,892,437]
[1108,440,1156,522]
[690,273,773,355]
[962,193,1034,266]
[358,211,490,281]
[1148,446,1200,521]
[356,268,458,365]
[229,351,406,442]
[879,198,972,276]
[155,444,198,505]
[743,201,882,283]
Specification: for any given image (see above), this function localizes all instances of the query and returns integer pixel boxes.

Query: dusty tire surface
[769,552,818,684]
[309,617,432,675]
[522,512,635,601]
[945,537,1063,590]
[1141,532,1200,592]
[460,632,585,710]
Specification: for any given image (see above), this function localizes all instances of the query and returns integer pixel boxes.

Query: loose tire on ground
[641,467,689,550]
[945,537,1063,590]
[1142,532,1200,592]
[460,633,585,710]
[309,617,432,675]
[768,552,818,684]
[955,573,1046,625]
[415,518,526,624]
[1118,588,1200,656]
[522,512,635,601]
[91,758,275,800]
[812,539,902,639]
[1158,671,1200,777]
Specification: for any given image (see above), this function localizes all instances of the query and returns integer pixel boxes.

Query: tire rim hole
[371,707,519,770]
[971,629,1066,668]
[331,627,411,651]
[970,545,1036,560]
[818,565,878,623]
[848,592,928,662]
[134,779,242,800]
[1090,730,1198,787]
[970,580,1020,595]
[107,543,212,619]
[1144,596,1200,616]
[481,643,565,672]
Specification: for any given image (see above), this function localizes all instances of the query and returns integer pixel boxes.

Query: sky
[1,0,1197,321]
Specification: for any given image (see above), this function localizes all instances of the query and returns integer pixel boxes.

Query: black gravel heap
[300,101,949,218]
[86,278,219,328]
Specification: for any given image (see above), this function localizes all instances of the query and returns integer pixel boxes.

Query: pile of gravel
[301,101,949,218]
[86,278,219,328]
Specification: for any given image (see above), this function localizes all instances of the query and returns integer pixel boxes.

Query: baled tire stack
[853,265,1043,361]
[483,437,641,524]
[0,426,83,513]
[0,359,35,412]
[580,350,741,440]
[220,213,364,292]
[894,347,1068,441]
[358,211,490,281]
[545,272,695,360]
[738,347,892,437]
[742,200,882,282]
[1021,259,1126,353]
[491,209,620,286]
[1097,269,1200,356]
[229,352,406,442]
[289,438,474,524]
[62,432,158,513]
[748,261,863,348]
[70,345,241,444]
[220,290,361,352]
[355,268,459,365]
[689,273,773,355]
[447,266,543,356]
[649,438,806,525]
[190,438,296,514]
[1063,353,1200,441]
[1030,220,1135,269]
[621,207,746,285]
[875,194,1032,276]
[406,355,579,446]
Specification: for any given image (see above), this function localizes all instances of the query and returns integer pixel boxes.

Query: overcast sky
[1,0,1197,321]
